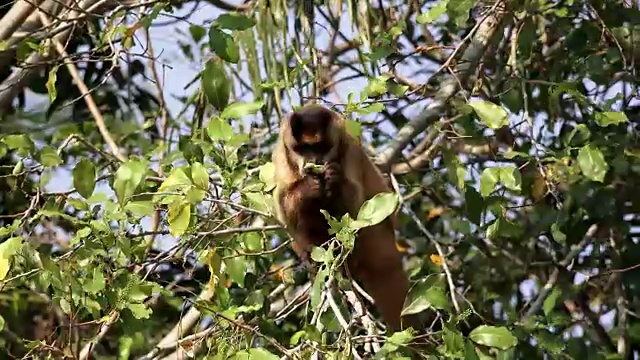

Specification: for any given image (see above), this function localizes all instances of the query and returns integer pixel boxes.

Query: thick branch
[0,0,46,43]
[521,224,599,320]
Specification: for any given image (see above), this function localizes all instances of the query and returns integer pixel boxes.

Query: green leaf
[417,0,449,24]
[464,340,481,360]
[346,119,363,139]
[362,75,389,98]
[208,27,239,63]
[577,144,608,182]
[127,303,152,319]
[37,146,62,167]
[189,25,206,43]
[479,168,500,197]
[86,267,106,294]
[247,348,279,360]
[469,325,518,350]
[258,162,276,192]
[310,266,328,308]
[214,13,256,31]
[124,201,155,217]
[468,100,509,129]
[113,160,146,205]
[244,192,272,214]
[191,162,209,190]
[543,287,561,316]
[220,101,264,120]
[500,165,522,192]
[402,274,450,315]
[46,65,59,103]
[207,117,235,141]
[380,328,415,353]
[2,134,34,154]
[550,223,566,245]
[202,58,231,111]
[351,192,399,230]
[0,315,5,331]
[73,159,96,199]
[242,232,262,252]
[310,246,328,263]
[447,0,474,27]
[158,168,192,193]
[167,200,191,237]
[0,237,24,280]
[224,256,247,287]
[594,111,628,127]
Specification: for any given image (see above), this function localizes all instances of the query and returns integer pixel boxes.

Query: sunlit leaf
[158,168,192,193]
[594,111,628,127]
[479,168,500,197]
[167,200,191,237]
[469,325,518,350]
[113,160,146,205]
[468,100,509,129]
[247,348,279,360]
[577,144,608,182]
[127,303,152,319]
[2,134,34,154]
[0,237,23,280]
[351,192,399,229]
[191,162,209,190]
[380,328,416,353]
[124,201,154,217]
[46,65,59,103]
[207,117,234,141]
[220,101,264,120]
[417,0,449,24]
[258,162,276,191]
[86,267,106,294]
[402,274,450,315]
[500,165,522,192]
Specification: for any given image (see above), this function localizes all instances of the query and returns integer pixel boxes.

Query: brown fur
[272,104,415,331]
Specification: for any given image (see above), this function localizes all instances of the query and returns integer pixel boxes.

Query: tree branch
[376,2,508,168]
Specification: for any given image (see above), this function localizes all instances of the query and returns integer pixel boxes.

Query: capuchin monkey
[271,104,417,332]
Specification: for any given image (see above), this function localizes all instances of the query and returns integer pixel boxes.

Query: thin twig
[521,224,599,320]
[37,12,126,161]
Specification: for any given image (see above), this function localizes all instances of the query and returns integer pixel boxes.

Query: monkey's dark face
[288,105,334,161]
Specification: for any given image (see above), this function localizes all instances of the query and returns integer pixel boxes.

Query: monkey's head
[281,104,343,172]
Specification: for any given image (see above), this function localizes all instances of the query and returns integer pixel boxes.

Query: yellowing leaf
[430,254,443,266]
[0,237,24,280]
[428,207,447,219]
[167,200,191,237]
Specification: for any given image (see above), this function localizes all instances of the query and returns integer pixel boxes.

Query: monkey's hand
[299,174,324,201]
[323,162,342,199]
